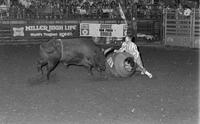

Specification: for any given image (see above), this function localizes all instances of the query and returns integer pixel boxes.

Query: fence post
[191,9,195,48]
[163,9,167,46]
[160,9,164,45]
[190,9,194,48]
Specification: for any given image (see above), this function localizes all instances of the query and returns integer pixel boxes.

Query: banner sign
[80,23,127,37]
[12,24,79,38]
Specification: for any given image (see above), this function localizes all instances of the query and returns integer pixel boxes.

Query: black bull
[37,38,106,80]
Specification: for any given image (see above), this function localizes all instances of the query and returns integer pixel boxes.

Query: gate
[193,9,200,48]
[136,4,163,43]
[164,8,200,48]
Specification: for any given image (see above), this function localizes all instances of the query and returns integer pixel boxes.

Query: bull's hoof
[87,72,93,76]
[45,73,58,84]
[102,74,109,80]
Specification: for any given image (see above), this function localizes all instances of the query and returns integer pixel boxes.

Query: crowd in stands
[1,0,198,20]
[0,0,123,20]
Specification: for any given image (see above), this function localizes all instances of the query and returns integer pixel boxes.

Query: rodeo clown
[114,36,153,79]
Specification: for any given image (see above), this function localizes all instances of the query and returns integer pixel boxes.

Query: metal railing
[164,8,200,48]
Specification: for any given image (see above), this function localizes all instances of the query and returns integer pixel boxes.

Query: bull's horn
[103,47,114,56]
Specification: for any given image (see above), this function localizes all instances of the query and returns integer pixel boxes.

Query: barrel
[106,52,136,77]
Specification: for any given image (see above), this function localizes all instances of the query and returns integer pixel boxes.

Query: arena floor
[0,44,199,124]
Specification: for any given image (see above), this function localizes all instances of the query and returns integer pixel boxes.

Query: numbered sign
[80,23,127,37]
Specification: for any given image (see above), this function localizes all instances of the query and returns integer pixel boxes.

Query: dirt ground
[0,44,199,124]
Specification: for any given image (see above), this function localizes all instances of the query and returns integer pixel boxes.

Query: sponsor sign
[13,27,24,37]
[80,23,127,37]
[12,24,79,38]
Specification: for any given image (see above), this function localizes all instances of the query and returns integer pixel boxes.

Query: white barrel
[106,52,136,77]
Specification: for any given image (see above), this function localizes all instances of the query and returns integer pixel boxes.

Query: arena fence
[136,4,163,43]
[0,1,125,44]
[137,19,163,42]
[164,8,200,48]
